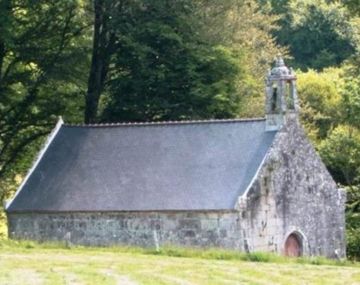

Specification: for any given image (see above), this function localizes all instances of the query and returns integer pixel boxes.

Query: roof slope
[7,119,277,212]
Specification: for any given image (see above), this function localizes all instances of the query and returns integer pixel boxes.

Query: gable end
[5,117,64,211]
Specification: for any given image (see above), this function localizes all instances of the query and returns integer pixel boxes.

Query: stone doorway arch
[284,232,303,257]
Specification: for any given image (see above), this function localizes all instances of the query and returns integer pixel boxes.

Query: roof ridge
[63,117,265,128]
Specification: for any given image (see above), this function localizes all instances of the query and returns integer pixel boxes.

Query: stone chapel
[6,58,346,257]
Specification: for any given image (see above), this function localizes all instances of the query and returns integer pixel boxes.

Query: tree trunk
[0,0,11,86]
[85,0,117,124]
[85,0,104,124]
[0,41,5,86]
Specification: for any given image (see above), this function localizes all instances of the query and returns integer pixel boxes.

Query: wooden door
[285,233,302,257]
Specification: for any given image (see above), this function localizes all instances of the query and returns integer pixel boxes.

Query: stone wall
[236,114,346,258]
[7,211,247,249]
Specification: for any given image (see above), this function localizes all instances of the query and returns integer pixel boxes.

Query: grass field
[0,240,360,285]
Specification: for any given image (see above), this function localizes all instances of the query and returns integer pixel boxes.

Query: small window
[271,86,278,112]
[286,81,295,110]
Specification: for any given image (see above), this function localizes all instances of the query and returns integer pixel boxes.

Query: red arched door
[285,233,302,257]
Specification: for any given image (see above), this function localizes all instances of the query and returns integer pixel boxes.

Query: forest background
[0,0,359,259]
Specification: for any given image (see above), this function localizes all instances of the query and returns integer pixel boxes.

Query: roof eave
[6,208,239,214]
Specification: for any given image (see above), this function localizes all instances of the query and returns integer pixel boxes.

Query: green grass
[0,209,7,239]
[0,239,359,285]
[0,239,356,266]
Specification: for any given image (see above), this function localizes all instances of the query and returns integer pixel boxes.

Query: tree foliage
[84,0,283,122]
[346,184,360,260]
[319,126,360,186]
[264,0,358,70]
[342,0,360,16]
[297,68,343,141]
[101,1,244,122]
[196,0,286,118]
[0,0,89,199]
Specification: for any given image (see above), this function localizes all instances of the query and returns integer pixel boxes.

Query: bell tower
[265,57,299,131]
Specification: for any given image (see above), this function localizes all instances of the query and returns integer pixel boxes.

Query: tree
[319,125,360,186]
[296,68,343,141]
[342,65,360,128]
[101,0,244,122]
[196,0,286,117]
[196,0,285,78]
[84,0,284,122]
[0,0,89,200]
[346,184,360,260]
[342,0,360,16]
[84,0,116,123]
[265,0,357,70]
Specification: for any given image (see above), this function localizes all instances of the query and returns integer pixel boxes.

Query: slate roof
[6,119,277,212]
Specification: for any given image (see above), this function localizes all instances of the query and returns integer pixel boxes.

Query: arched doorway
[284,233,302,257]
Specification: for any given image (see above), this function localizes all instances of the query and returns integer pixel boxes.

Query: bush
[347,227,360,260]
[346,185,360,260]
